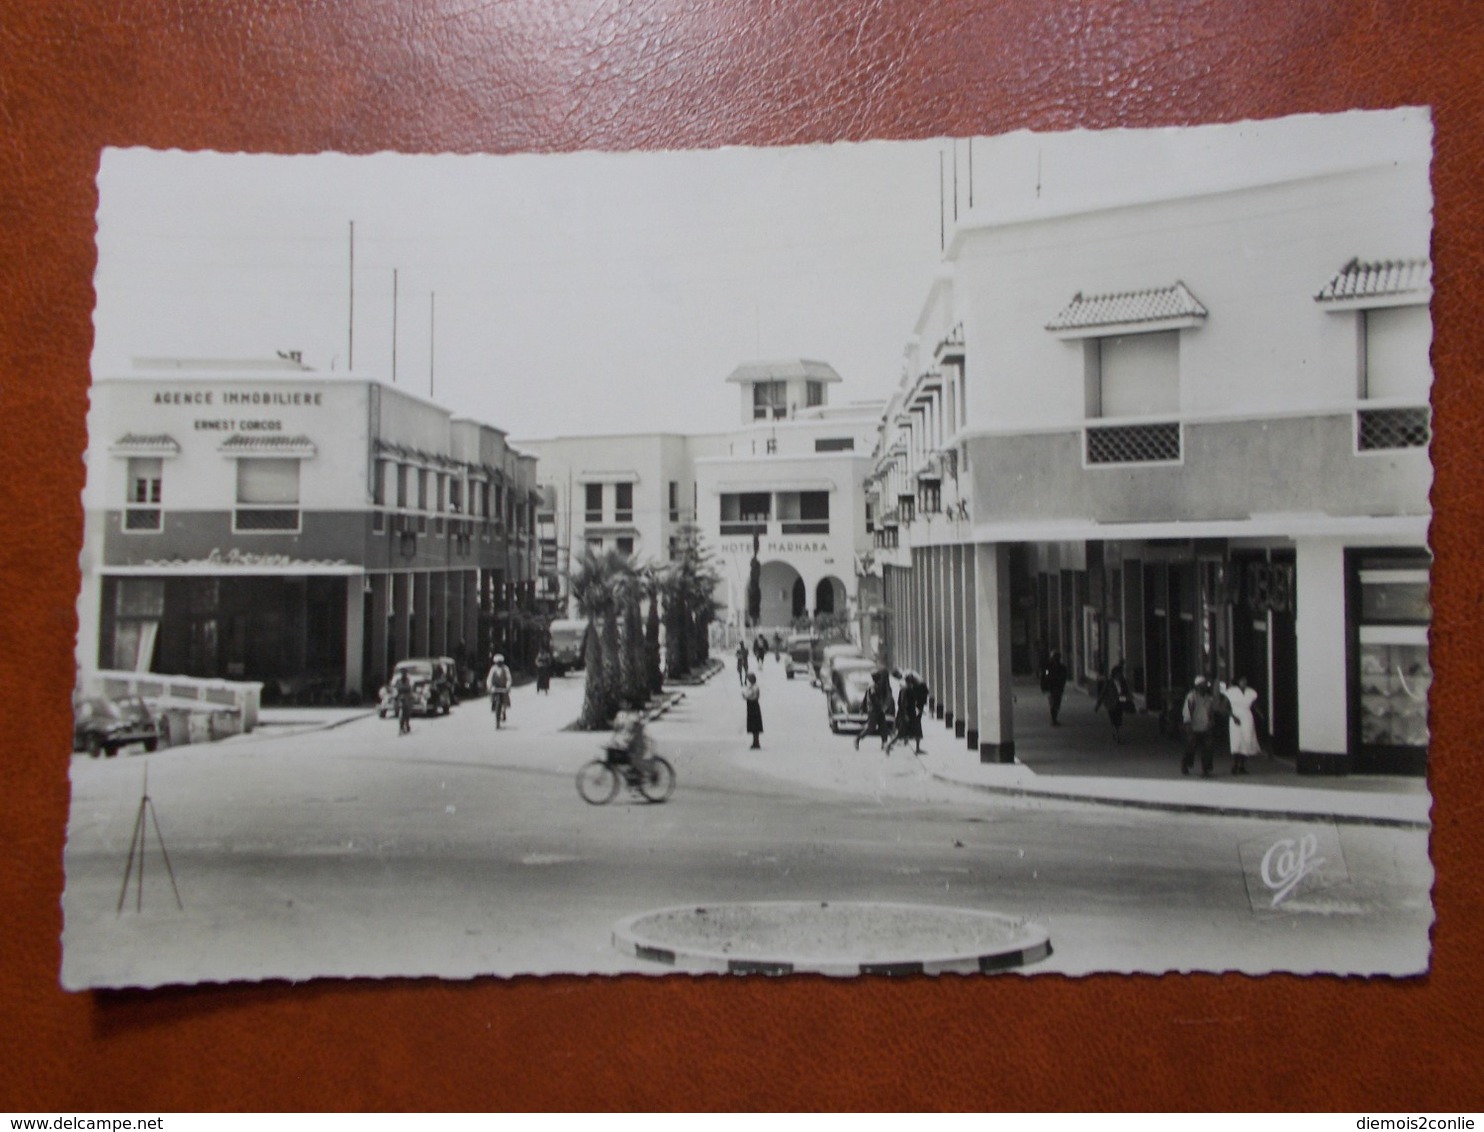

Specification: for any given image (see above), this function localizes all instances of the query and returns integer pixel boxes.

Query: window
[720,492,770,534]
[765,438,777,455]
[417,469,430,511]
[235,458,300,532]
[919,480,942,514]
[436,473,446,513]
[865,501,875,534]
[815,437,854,453]
[124,457,163,531]
[1087,331,1179,418]
[669,480,679,522]
[616,537,634,557]
[806,380,824,407]
[753,381,787,420]
[449,477,463,514]
[584,483,602,523]
[372,459,388,506]
[1355,553,1431,755]
[777,491,829,534]
[614,482,633,522]
[396,464,410,509]
[586,536,604,551]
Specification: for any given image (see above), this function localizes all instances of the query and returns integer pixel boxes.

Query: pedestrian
[1181,675,1218,778]
[1094,660,1133,744]
[1039,649,1069,726]
[742,672,763,749]
[736,640,749,684]
[486,653,512,728]
[534,647,553,694]
[773,630,784,663]
[885,670,929,755]
[854,669,895,750]
[1224,675,1261,775]
[753,633,768,669]
[393,668,414,736]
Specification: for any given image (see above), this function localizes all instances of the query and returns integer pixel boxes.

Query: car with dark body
[826,657,879,733]
[785,634,823,680]
[73,696,160,757]
[377,657,457,718]
[547,619,587,675]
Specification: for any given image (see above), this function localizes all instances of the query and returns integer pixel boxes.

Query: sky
[91,108,1428,441]
[92,140,950,439]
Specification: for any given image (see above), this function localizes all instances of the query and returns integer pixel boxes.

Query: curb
[918,761,1430,830]
[612,901,1053,976]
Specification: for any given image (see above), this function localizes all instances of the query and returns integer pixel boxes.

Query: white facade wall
[952,162,1431,435]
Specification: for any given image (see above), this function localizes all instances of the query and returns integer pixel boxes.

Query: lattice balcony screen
[1357,407,1430,451]
[1085,422,1181,465]
[234,508,299,531]
[124,508,162,531]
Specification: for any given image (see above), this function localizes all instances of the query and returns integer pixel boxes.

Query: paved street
[61,656,1433,988]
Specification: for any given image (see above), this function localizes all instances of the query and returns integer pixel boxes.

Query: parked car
[377,657,457,718]
[785,634,823,680]
[73,696,160,757]
[827,657,879,734]
[816,642,865,690]
[547,618,588,675]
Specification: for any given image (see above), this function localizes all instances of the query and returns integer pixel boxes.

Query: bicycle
[576,747,676,805]
[490,688,509,728]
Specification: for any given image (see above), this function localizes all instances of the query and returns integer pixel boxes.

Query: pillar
[1295,538,1349,773]
[962,545,979,750]
[974,541,1015,763]
[344,574,365,697]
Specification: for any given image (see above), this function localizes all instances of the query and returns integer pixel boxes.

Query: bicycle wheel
[637,756,676,803]
[576,760,620,805]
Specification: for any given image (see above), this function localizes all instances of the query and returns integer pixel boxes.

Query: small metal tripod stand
[117,763,183,914]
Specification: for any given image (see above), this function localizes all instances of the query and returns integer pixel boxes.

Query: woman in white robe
[1225,676,1261,774]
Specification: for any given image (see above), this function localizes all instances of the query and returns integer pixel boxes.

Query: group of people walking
[1038,651,1268,777]
[854,668,929,756]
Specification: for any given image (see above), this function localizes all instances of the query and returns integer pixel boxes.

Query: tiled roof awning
[218,434,317,457]
[1046,282,1208,338]
[110,433,180,457]
[1315,258,1431,309]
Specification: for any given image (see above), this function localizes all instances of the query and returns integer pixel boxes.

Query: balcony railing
[720,521,768,537]
[780,520,829,535]
[1358,406,1430,451]
[1085,421,1181,466]
[233,507,300,533]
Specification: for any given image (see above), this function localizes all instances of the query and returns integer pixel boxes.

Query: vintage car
[784,634,823,680]
[816,642,865,690]
[377,657,457,718]
[826,657,880,734]
[547,618,588,675]
[73,696,161,757]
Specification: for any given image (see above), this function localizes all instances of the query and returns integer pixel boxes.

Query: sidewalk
[912,680,1430,828]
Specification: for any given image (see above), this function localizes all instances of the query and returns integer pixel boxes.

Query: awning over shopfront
[109,433,181,457]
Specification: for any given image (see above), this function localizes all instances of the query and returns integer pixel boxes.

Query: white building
[870,116,1432,775]
[523,360,881,636]
[78,359,542,701]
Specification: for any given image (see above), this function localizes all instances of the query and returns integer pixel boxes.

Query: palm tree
[613,555,649,710]
[661,525,724,677]
[568,545,623,729]
[641,565,664,695]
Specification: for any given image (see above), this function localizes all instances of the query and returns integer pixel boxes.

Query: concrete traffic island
[613,901,1052,976]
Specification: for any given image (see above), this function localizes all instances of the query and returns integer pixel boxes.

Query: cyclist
[605,710,653,782]
[393,669,415,736]
[486,653,512,728]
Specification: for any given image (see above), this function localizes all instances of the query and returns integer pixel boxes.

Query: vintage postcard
[65,108,1433,987]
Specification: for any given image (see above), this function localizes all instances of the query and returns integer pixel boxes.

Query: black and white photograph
[66,106,1434,987]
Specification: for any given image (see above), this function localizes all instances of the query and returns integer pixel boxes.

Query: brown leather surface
[2,0,1480,1111]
